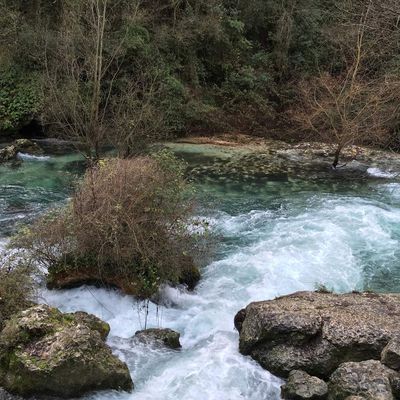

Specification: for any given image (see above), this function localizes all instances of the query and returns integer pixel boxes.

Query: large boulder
[134,328,181,349]
[281,370,328,399]
[0,304,133,398]
[328,360,397,400]
[235,291,400,378]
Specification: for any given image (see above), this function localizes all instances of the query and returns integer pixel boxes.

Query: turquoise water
[1,146,400,399]
[0,153,84,236]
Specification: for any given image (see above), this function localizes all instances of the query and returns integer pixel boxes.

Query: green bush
[0,68,42,133]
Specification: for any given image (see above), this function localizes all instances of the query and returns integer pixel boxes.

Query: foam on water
[4,147,400,399]
[17,152,51,161]
[39,192,400,400]
[367,167,398,178]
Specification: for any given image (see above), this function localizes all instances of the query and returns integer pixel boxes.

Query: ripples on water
[2,149,400,399]
[0,153,84,236]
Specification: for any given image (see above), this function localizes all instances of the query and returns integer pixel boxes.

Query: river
[1,142,400,399]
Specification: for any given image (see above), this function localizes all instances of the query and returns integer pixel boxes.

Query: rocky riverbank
[235,291,400,399]
[0,139,43,164]
[167,134,400,184]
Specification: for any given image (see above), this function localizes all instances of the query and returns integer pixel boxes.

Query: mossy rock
[67,311,110,341]
[0,305,133,398]
[135,328,181,349]
[0,139,43,163]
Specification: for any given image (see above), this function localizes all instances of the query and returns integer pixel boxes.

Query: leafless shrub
[13,152,207,298]
[292,2,400,167]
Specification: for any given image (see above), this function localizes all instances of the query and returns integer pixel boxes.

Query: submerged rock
[281,370,328,399]
[328,360,396,400]
[134,328,181,349]
[235,291,400,378]
[0,304,133,398]
[0,139,43,163]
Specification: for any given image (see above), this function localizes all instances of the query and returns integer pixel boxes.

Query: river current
[1,144,400,399]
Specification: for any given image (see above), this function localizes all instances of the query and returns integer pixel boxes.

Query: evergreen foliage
[0,0,398,146]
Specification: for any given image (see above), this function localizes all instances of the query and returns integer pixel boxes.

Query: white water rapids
[2,149,400,399]
[42,194,400,400]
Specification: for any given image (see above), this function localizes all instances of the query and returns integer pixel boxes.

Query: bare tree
[111,73,168,158]
[294,1,400,168]
[44,0,168,161]
[44,0,113,160]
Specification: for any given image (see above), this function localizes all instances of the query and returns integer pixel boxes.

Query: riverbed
[1,141,400,399]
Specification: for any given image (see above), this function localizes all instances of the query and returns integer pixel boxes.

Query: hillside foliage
[0,0,399,152]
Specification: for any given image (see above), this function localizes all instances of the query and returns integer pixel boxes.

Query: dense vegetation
[1,0,400,317]
[1,0,399,158]
[12,151,203,300]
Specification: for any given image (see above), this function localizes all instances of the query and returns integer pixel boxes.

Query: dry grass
[0,254,35,327]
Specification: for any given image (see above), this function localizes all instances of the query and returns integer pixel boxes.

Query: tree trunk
[332,145,343,169]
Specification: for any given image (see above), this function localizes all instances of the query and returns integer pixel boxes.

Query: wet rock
[178,262,201,290]
[382,339,400,371]
[0,387,59,400]
[134,328,181,349]
[234,308,246,332]
[328,360,396,400]
[0,139,43,163]
[179,136,400,185]
[235,291,400,378]
[0,304,133,398]
[281,370,328,399]
[34,138,77,155]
